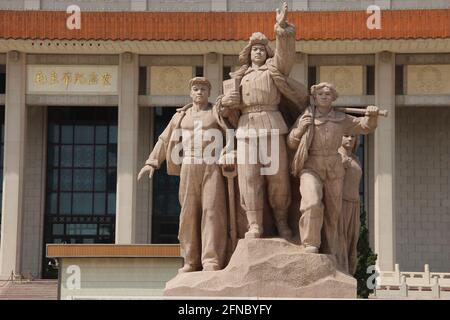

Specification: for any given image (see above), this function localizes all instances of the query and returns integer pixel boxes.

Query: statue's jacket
[145,103,203,176]
[288,107,378,178]
[216,22,308,137]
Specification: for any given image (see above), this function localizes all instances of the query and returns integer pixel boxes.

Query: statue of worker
[138,77,227,273]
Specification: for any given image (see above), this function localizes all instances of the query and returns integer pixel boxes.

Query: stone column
[21,106,46,278]
[374,51,396,271]
[204,53,223,101]
[115,53,139,244]
[0,51,27,279]
[290,53,308,86]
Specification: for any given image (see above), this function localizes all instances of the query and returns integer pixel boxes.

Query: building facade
[0,0,449,281]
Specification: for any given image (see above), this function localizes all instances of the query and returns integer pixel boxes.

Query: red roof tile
[0,9,448,41]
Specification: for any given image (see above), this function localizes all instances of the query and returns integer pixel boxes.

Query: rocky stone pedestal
[164,238,356,298]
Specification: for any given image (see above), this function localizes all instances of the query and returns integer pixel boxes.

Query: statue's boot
[274,210,293,240]
[203,263,220,272]
[245,210,263,239]
[301,245,319,254]
[178,264,197,274]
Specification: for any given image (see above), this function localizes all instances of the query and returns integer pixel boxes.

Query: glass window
[0,71,5,94]
[48,146,59,167]
[52,224,64,236]
[59,193,72,215]
[49,124,60,143]
[72,193,93,215]
[73,169,93,191]
[152,107,181,244]
[95,126,108,144]
[61,125,73,144]
[74,145,94,167]
[107,193,116,215]
[43,107,117,279]
[47,170,59,191]
[60,169,72,191]
[74,125,94,144]
[93,193,106,215]
[60,146,73,167]
[95,146,107,167]
[94,170,106,191]
[46,193,58,215]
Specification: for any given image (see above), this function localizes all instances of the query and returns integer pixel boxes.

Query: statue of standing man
[288,83,380,259]
[138,77,228,273]
[216,2,307,240]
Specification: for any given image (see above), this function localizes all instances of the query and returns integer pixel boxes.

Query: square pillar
[115,53,139,244]
[0,51,27,279]
[374,51,396,271]
[204,53,223,102]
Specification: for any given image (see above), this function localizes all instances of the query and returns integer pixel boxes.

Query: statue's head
[311,82,339,108]
[239,32,274,67]
[342,134,360,154]
[189,77,211,105]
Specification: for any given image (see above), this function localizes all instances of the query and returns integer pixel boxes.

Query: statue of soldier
[215,2,307,240]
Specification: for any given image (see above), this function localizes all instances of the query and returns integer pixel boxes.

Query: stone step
[0,280,58,300]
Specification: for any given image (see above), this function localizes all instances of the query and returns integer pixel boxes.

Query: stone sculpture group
[138,2,385,288]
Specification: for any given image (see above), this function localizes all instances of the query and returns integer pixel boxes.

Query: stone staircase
[0,280,58,300]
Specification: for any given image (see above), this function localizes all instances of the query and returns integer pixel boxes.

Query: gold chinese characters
[34,70,113,89]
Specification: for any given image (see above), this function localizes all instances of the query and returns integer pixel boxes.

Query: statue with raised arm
[288,83,381,260]
[215,2,308,240]
[138,77,227,273]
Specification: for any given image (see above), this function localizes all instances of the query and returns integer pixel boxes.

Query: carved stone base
[164,238,356,298]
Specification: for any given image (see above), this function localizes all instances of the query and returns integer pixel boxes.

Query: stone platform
[165,238,356,299]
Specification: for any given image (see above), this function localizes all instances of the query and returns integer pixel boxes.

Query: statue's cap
[238,32,274,66]
[249,32,270,46]
[189,77,211,90]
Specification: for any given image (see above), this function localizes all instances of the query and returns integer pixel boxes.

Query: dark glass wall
[43,107,117,278]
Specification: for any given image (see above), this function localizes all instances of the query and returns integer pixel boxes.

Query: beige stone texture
[374,51,396,272]
[60,257,182,300]
[164,238,356,298]
[406,65,450,95]
[116,53,139,244]
[149,66,193,96]
[319,66,364,96]
[395,107,450,272]
[0,51,27,279]
[20,106,46,278]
